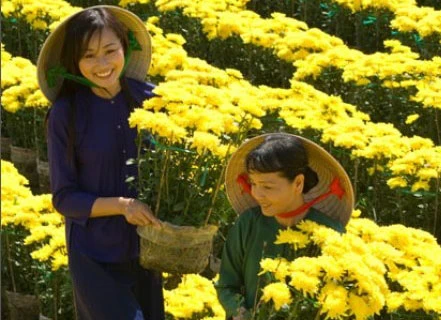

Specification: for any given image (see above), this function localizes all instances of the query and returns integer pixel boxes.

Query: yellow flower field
[1,0,440,318]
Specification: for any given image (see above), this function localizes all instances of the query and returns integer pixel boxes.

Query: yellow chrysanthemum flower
[261,282,292,310]
[274,228,309,249]
[318,282,348,319]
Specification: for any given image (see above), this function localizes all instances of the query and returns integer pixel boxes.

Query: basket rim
[137,222,218,244]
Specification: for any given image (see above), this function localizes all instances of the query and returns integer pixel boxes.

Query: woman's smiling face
[79,27,125,97]
[249,171,304,217]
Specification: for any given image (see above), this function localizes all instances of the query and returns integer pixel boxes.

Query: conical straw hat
[37,5,151,102]
[225,133,354,226]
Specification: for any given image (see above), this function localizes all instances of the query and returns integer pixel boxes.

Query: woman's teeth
[96,70,112,77]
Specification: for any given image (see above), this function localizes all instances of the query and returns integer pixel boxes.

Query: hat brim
[225,133,354,226]
[37,5,152,102]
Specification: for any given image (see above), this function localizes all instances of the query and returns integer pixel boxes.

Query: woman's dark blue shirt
[47,78,155,263]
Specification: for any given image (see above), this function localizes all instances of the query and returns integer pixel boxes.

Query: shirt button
[122,149,126,154]
[110,100,115,104]
[117,125,121,129]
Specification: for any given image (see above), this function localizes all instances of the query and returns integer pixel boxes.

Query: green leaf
[125,176,135,183]
[172,201,185,212]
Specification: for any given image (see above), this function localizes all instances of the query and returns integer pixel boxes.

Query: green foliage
[1,17,46,64]
[3,108,35,149]
[34,109,48,161]
[374,309,439,320]
[135,133,236,227]
[247,0,440,58]
[301,67,438,144]
[157,9,295,88]
[416,0,441,10]
[1,226,74,319]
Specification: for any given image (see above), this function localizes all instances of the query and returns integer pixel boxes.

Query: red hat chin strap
[236,174,345,218]
[237,174,252,194]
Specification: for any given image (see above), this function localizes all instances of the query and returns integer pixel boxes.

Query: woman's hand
[121,198,161,227]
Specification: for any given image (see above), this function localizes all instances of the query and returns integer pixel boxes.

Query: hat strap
[47,66,99,88]
[236,174,252,194]
[236,174,345,218]
[46,30,142,89]
[277,177,345,218]
[120,30,142,77]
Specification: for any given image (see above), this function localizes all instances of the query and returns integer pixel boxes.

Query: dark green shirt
[215,207,344,318]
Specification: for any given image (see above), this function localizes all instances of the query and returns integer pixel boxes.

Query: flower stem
[435,109,440,145]
[433,174,439,236]
[314,306,321,320]
[5,233,17,292]
[204,144,233,225]
[155,148,170,216]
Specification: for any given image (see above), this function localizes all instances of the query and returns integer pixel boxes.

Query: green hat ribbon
[120,30,142,77]
[47,65,99,88]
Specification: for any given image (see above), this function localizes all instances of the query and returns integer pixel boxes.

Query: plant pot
[37,159,51,194]
[10,145,39,193]
[5,290,40,320]
[1,136,12,160]
[137,222,218,274]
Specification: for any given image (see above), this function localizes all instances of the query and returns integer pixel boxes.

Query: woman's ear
[293,174,305,194]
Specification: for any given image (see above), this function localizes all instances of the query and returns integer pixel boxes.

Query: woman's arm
[47,100,160,227]
[47,101,95,225]
[215,217,249,319]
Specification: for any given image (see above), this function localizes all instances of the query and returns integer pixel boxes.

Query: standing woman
[216,133,354,319]
[37,6,164,320]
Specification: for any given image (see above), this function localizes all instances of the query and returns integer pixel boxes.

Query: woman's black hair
[45,7,140,164]
[245,134,319,193]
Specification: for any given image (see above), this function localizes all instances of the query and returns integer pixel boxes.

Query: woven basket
[10,146,38,191]
[10,146,36,165]
[1,137,11,160]
[137,222,218,274]
[37,159,51,193]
